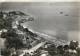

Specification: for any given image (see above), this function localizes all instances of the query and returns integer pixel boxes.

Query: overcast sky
[0,2,80,41]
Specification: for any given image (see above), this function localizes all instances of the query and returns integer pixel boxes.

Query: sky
[0,0,79,2]
[0,2,80,41]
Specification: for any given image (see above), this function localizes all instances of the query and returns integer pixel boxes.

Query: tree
[63,45,69,50]
[57,45,64,55]
[47,44,57,56]
[70,40,79,50]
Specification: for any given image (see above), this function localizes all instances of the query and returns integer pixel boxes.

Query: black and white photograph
[0,2,80,56]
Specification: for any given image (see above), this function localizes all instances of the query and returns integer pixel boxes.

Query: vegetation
[0,11,35,56]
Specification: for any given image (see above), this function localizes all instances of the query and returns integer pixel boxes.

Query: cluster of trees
[43,40,80,56]
[0,11,35,48]
[0,11,35,56]
[0,11,34,30]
